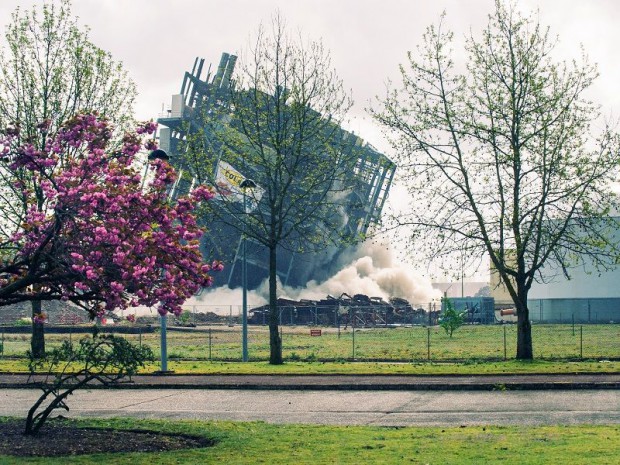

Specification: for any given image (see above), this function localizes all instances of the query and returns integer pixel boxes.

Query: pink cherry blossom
[0,113,222,318]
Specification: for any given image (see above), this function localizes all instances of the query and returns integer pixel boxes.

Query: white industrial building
[490,225,620,323]
[527,259,620,323]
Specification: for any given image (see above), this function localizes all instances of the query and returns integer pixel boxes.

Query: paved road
[2,388,619,426]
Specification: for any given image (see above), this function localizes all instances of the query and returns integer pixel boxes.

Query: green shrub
[439,299,466,338]
[25,331,154,435]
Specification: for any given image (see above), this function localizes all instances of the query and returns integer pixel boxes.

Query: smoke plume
[278,241,441,304]
[197,240,440,309]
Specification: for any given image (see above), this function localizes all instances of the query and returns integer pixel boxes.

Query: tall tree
[0,0,136,356]
[0,0,136,139]
[180,15,354,364]
[372,1,620,359]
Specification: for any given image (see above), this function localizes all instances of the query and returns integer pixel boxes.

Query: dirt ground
[0,417,215,457]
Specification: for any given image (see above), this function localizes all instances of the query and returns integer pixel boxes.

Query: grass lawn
[1,324,618,363]
[0,417,617,464]
[0,357,618,375]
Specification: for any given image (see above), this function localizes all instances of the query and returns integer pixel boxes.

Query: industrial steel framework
[157,53,395,289]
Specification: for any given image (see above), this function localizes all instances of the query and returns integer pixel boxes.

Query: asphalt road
[2,388,619,426]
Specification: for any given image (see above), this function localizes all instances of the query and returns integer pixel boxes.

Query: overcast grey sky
[1,0,619,283]
[1,0,618,153]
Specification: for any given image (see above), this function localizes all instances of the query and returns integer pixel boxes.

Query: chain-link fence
[1,322,618,361]
[1,300,618,361]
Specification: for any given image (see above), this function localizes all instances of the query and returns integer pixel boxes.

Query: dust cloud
[278,241,441,304]
[195,240,440,308]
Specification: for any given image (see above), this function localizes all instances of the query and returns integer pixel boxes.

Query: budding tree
[181,15,354,364]
[372,1,620,359]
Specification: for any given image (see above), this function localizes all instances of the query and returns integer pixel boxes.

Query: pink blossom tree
[0,0,139,357]
[0,113,221,355]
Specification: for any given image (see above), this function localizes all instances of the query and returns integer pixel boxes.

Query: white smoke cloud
[122,241,439,316]
[278,241,441,304]
[192,285,267,313]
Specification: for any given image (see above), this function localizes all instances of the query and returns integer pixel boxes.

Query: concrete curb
[1,373,618,391]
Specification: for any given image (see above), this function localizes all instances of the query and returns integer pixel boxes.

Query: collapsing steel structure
[248,294,438,327]
[157,53,395,289]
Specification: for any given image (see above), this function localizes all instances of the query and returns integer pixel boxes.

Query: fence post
[208,328,212,361]
[352,327,356,360]
[503,326,507,361]
[427,327,431,361]
[139,327,142,347]
[1,330,3,355]
[580,325,583,359]
[572,314,575,336]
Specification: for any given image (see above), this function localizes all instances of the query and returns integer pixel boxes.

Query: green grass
[0,357,618,375]
[0,417,618,464]
[1,324,618,362]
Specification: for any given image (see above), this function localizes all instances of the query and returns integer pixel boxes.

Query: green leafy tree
[0,0,136,357]
[180,15,354,364]
[439,299,465,338]
[372,1,620,359]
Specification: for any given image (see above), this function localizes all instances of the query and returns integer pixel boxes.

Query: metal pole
[240,179,255,361]
[242,188,248,362]
[337,310,341,339]
[147,150,172,374]
[580,326,583,359]
[209,328,212,361]
[461,256,464,298]
[427,327,431,361]
[503,326,507,361]
[160,313,168,372]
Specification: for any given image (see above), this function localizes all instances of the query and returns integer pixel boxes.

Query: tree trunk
[31,300,45,359]
[268,245,283,364]
[515,290,533,360]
